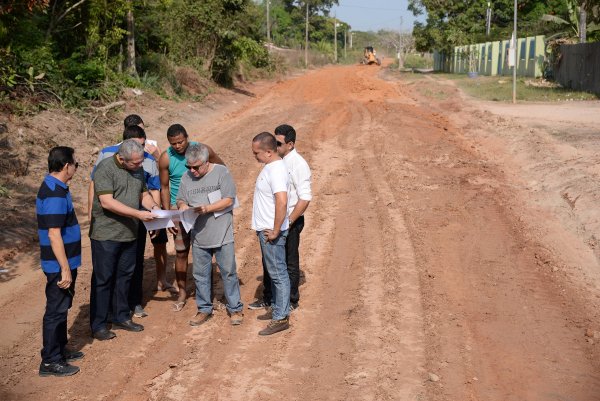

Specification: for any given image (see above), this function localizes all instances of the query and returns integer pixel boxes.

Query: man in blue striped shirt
[36,146,82,377]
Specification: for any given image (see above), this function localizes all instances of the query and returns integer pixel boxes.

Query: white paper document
[141,209,199,232]
[151,209,182,221]
[142,209,181,231]
[180,209,199,233]
[207,190,239,218]
[143,217,175,231]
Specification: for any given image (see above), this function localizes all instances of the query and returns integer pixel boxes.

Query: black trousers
[263,215,304,305]
[90,239,137,332]
[42,269,77,363]
[128,223,147,310]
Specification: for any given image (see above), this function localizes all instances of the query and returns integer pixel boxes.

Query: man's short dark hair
[48,146,75,173]
[274,124,296,144]
[123,125,146,141]
[124,114,144,128]
[252,131,277,152]
[167,124,188,138]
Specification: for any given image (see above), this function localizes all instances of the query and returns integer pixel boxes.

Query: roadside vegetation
[0,0,344,113]
[408,0,600,54]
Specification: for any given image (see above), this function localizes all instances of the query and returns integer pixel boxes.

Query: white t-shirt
[282,149,312,216]
[252,159,289,232]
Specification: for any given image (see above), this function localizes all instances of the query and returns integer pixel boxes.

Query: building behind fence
[433,35,545,78]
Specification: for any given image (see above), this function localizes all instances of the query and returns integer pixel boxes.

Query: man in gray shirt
[176,144,243,326]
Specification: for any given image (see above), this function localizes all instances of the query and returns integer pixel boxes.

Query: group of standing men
[35,115,312,376]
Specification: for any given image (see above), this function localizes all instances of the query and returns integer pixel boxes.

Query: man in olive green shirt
[89,140,159,341]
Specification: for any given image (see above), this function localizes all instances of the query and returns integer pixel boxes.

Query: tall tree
[126,0,136,75]
[408,0,575,52]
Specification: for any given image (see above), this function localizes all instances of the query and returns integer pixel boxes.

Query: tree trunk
[579,7,587,43]
[126,5,137,76]
[305,2,309,68]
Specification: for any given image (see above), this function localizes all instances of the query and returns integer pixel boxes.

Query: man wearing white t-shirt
[249,124,312,311]
[251,132,291,336]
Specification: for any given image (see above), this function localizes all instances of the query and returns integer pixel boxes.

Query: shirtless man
[158,124,225,311]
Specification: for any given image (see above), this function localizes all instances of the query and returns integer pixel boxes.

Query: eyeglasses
[186,163,205,171]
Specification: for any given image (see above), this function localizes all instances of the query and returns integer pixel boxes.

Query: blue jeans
[90,239,137,332]
[257,230,289,320]
[192,242,243,314]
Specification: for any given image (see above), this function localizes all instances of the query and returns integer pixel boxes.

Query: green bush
[60,53,105,86]
[234,37,270,68]
[403,54,433,69]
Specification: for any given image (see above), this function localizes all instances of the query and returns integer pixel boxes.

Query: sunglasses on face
[276,141,284,147]
[71,162,79,169]
[186,164,204,171]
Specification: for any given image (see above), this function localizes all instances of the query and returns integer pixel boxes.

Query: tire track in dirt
[374,86,600,400]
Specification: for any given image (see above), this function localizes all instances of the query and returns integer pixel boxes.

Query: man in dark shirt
[36,146,82,377]
[89,140,158,341]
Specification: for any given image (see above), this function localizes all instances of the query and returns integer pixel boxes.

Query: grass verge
[436,73,598,102]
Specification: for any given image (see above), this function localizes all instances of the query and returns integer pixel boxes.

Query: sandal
[159,284,179,296]
[172,301,186,312]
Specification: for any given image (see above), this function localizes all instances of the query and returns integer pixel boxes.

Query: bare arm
[158,151,172,209]
[141,191,160,211]
[145,143,161,160]
[194,197,233,215]
[265,191,288,242]
[206,144,225,166]
[48,228,72,289]
[98,194,155,222]
[149,189,161,208]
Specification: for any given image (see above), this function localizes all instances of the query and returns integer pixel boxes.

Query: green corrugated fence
[434,35,545,78]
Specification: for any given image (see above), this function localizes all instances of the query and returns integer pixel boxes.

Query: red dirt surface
[1,64,600,400]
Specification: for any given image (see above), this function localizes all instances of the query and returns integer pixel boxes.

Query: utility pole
[344,29,347,59]
[512,0,517,104]
[305,1,309,68]
[486,2,492,36]
[350,32,354,49]
[398,17,404,71]
[266,0,270,43]
[334,15,337,63]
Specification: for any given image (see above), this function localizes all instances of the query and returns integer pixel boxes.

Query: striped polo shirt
[36,175,81,273]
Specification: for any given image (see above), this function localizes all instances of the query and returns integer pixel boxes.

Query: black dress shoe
[63,350,84,362]
[92,328,117,341]
[112,319,144,332]
[39,361,80,377]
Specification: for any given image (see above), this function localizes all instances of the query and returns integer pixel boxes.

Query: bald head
[252,131,277,152]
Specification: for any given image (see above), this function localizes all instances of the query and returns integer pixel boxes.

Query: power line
[336,4,407,11]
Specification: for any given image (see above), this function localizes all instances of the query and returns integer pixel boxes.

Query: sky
[330,0,425,32]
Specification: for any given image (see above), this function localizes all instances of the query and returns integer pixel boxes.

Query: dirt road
[2,64,600,400]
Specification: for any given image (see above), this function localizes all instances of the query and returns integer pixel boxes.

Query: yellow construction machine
[362,46,381,65]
